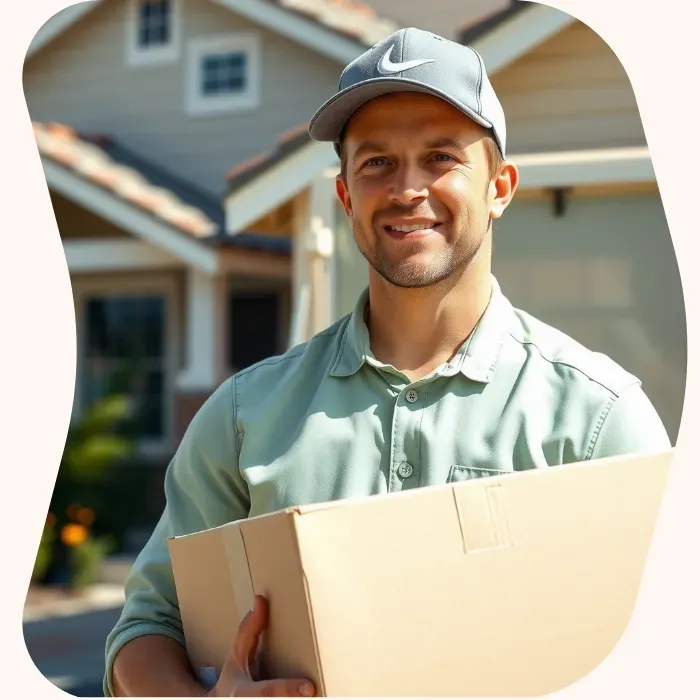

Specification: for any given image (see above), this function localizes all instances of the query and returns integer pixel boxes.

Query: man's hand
[207,595,316,697]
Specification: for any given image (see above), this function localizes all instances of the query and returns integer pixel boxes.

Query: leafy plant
[33,393,134,588]
[70,533,117,590]
[31,514,57,583]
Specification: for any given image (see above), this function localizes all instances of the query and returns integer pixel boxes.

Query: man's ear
[489,161,519,220]
[336,174,352,218]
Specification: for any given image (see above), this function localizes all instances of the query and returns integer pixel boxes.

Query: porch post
[289,169,338,347]
[175,268,226,437]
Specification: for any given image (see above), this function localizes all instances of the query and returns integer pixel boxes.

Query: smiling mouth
[383,223,441,237]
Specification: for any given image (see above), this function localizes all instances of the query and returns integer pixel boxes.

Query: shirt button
[405,389,418,403]
[397,462,413,479]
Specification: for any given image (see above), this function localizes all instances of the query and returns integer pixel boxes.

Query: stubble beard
[351,215,489,290]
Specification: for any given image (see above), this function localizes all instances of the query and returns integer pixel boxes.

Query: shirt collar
[329,275,515,383]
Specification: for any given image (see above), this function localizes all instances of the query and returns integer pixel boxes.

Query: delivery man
[104,28,671,697]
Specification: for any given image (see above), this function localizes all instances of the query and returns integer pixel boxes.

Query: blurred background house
[23,0,685,579]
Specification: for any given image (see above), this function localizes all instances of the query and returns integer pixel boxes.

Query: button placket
[387,385,424,492]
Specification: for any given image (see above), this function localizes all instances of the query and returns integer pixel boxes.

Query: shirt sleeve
[589,382,672,460]
[102,376,250,697]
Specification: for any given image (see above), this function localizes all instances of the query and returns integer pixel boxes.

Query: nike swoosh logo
[376,45,436,75]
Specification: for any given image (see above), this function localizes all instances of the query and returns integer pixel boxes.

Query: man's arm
[589,382,672,459]
[112,635,208,697]
[111,598,315,698]
[103,378,248,696]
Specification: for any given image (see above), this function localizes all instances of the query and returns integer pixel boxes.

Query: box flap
[239,511,326,694]
[168,522,253,676]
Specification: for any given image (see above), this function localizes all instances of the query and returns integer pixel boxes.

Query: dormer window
[186,34,261,116]
[138,0,171,47]
[126,0,181,67]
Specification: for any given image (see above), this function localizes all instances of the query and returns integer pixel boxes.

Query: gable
[23,0,344,196]
[52,190,131,240]
[491,20,646,154]
[26,0,397,63]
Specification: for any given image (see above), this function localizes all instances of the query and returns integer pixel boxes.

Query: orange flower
[67,503,81,521]
[76,508,96,527]
[45,512,56,530]
[61,523,88,547]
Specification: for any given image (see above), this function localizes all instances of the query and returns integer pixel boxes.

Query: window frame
[125,0,182,68]
[185,32,262,117]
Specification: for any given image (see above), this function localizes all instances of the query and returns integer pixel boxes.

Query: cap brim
[308,77,493,144]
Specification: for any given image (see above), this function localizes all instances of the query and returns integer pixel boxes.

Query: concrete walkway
[24,583,125,623]
[24,583,127,697]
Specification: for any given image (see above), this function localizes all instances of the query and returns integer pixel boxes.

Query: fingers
[222,596,317,697]
[233,596,268,674]
[242,678,316,697]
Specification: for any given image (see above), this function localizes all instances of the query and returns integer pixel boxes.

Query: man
[104,28,671,697]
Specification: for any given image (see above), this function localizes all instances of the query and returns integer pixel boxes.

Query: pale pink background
[1,1,697,698]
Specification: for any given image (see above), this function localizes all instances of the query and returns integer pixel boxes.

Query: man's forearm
[112,635,208,697]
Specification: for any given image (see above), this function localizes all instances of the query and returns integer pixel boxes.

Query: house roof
[33,121,291,254]
[27,0,400,64]
[460,1,530,45]
[270,0,400,47]
[225,123,312,196]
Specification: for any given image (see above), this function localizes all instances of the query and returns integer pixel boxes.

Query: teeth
[390,224,431,232]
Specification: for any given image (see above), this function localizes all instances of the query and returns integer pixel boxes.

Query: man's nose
[388,162,430,205]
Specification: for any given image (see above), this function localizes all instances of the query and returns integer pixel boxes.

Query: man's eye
[366,157,388,167]
[432,153,454,162]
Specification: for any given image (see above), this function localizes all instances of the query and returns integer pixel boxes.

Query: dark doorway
[228,289,282,372]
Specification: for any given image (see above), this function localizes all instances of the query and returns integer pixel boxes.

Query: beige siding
[491,21,647,154]
[23,0,343,196]
[333,201,368,320]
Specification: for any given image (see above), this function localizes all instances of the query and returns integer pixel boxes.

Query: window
[186,34,261,116]
[83,296,168,440]
[126,0,181,67]
[202,53,248,95]
[138,0,171,48]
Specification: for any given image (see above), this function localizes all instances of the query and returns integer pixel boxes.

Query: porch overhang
[513,146,655,190]
[43,158,221,274]
[223,139,338,235]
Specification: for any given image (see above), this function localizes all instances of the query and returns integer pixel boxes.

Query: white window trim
[71,273,181,457]
[125,0,182,68]
[185,32,261,117]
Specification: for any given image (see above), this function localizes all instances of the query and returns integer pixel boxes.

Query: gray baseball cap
[308,27,507,158]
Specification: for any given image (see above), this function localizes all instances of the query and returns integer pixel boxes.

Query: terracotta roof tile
[274,0,399,46]
[34,121,291,254]
[33,121,219,238]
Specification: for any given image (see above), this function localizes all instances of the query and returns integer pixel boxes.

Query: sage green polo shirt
[103,276,670,696]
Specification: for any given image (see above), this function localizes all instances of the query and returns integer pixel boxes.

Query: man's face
[336,92,508,289]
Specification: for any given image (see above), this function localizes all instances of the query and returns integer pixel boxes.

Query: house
[23,0,684,480]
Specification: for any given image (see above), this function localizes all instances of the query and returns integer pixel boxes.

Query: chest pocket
[448,464,513,482]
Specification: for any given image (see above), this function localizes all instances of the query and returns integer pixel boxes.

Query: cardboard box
[168,450,672,697]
